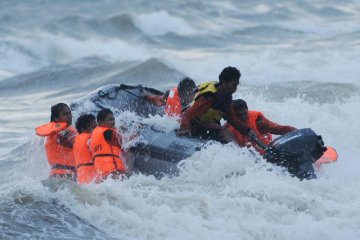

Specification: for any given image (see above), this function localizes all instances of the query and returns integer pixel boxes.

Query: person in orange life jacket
[73,113,97,184]
[144,77,196,117]
[90,108,126,181]
[177,67,256,142]
[228,99,297,154]
[35,103,77,180]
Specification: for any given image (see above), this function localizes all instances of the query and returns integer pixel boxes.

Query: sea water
[1,1,360,239]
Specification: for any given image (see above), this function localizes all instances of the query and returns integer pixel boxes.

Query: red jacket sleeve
[180,95,215,129]
[257,115,297,135]
[227,105,251,135]
[146,95,166,106]
[225,123,247,147]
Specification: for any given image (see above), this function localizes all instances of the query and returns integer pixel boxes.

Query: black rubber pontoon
[71,84,326,180]
[71,84,164,117]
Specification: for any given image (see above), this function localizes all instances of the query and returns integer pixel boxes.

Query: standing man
[90,108,125,181]
[35,103,77,180]
[73,113,97,184]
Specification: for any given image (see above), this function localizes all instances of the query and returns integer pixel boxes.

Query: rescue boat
[71,84,331,180]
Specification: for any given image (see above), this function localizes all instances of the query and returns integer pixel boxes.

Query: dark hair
[233,99,248,110]
[178,77,196,93]
[97,108,113,123]
[50,103,70,122]
[76,113,96,133]
[219,67,241,84]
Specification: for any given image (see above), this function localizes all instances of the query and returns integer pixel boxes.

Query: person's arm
[180,95,215,130]
[257,114,297,135]
[143,90,169,106]
[57,129,76,148]
[227,105,251,135]
[103,129,122,148]
[145,95,166,106]
[225,123,247,147]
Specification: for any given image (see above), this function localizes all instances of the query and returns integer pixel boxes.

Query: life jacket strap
[92,154,120,161]
[93,154,121,171]
[76,162,94,169]
[49,173,76,181]
[51,164,76,171]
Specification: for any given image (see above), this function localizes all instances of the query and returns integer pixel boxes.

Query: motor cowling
[264,128,326,180]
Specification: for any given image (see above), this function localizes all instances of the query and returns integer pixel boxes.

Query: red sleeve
[257,115,297,135]
[180,95,215,129]
[227,105,251,135]
[226,123,247,147]
[146,95,166,106]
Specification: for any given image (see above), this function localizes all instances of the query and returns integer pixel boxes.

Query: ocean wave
[0,39,45,77]
[42,11,197,44]
[0,189,115,240]
[313,6,351,18]
[245,81,360,103]
[133,10,196,36]
[45,13,145,40]
[2,90,360,239]
[1,1,360,239]
[23,142,360,240]
[0,57,185,96]
[233,25,307,39]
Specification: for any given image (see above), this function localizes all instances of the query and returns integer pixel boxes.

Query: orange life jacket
[73,132,96,184]
[90,126,125,179]
[36,122,77,180]
[35,122,68,136]
[229,111,272,155]
[165,87,182,117]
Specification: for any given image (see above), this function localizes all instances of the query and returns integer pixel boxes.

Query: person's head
[97,108,115,128]
[76,113,97,133]
[233,99,248,122]
[178,77,196,106]
[218,67,241,95]
[50,103,72,125]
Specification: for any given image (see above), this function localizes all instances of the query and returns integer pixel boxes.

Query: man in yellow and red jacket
[177,67,253,142]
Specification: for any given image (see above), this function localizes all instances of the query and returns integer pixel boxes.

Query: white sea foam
[48,141,360,240]
[133,10,197,36]
[1,0,360,239]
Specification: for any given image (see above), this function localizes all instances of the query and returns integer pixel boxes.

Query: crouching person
[228,99,297,154]
[90,109,126,181]
[73,113,97,184]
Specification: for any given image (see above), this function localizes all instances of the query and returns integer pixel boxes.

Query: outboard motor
[264,128,326,180]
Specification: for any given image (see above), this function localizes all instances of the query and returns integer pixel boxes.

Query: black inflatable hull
[71,84,165,117]
[128,126,205,178]
[71,84,326,180]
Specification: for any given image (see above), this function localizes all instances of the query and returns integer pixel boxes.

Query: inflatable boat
[71,84,327,180]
